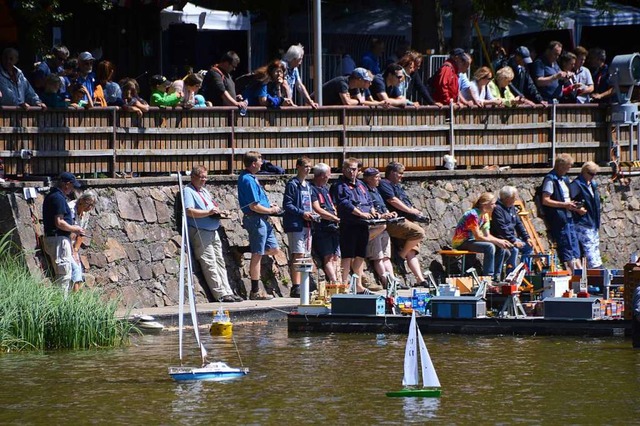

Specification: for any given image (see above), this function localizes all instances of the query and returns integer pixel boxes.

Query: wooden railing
[0,104,630,177]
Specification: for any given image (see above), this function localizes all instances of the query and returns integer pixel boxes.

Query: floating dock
[287,313,631,337]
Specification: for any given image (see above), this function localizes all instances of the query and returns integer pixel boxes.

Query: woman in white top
[462,66,502,107]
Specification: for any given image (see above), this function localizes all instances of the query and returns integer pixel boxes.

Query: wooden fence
[0,104,633,177]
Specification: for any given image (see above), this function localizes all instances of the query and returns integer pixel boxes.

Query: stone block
[155,200,172,224]
[149,188,167,202]
[140,197,158,223]
[152,262,166,277]
[123,243,140,261]
[124,222,145,242]
[103,238,127,263]
[138,264,153,280]
[150,243,165,261]
[99,213,121,229]
[139,247,152,262]
[126,264,141,281]
[88,252,108,268]
[163,241,177,257]
[163,258,179,275]
[116,191,144,221]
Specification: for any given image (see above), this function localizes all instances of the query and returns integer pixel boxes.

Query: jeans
[505,239,533,274]
[459,240,506,281]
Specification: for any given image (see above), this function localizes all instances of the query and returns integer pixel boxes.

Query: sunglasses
[587,172,597,177]
[395,74,404,79]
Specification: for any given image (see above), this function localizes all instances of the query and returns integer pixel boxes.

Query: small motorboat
[132,314,164,332]
[169,362,249,381]
[210,307,233,337]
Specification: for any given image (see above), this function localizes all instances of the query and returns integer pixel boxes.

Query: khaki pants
[42,235,73,293]
[188,227,233,300]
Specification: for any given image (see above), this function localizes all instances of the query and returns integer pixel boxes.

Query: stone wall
[3,169,639,309]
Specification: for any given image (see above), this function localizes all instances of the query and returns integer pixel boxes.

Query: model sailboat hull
[386,388,442,398]
[169,362,249,381]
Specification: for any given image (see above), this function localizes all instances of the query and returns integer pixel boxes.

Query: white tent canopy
[570,0,640,43]
[160,2,250,31]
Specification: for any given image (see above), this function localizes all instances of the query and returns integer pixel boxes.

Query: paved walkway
[119,289,417,322]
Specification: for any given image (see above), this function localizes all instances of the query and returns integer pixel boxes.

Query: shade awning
[161,2,250,31]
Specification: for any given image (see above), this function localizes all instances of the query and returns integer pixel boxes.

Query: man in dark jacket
[541,154,583,273]
[282,156,315,297]
[502,46,547,105]
[491,186,533,275]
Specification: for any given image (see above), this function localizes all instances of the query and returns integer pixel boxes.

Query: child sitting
[149,74,182,107]
[41,74,68,108]
[120,78,149,117]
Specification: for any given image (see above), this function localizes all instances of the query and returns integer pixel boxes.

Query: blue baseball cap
[515,46,532,64]
[351,67,373,82]
[59,172,81,188]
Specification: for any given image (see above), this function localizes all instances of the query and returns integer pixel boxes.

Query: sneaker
[365,283,383,291]
[357,288,373,295]
[249,291,274,301]
[290,285,301,298]
[219,295,237,303]
[232,295,244,302]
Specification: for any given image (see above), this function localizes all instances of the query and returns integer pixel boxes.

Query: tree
[13,0,114,55]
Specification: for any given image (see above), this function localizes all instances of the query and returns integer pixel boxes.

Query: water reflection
[402,397,441,421]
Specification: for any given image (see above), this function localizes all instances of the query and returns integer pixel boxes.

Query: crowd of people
[0,39,616,113]
[42,151,603,301]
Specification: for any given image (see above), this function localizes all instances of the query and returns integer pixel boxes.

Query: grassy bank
[0,233,132,352]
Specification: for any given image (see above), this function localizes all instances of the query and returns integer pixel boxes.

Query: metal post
[551,99,557,167]
[313,0,323,106]
[449,99,455,157]
[630,124,634,162]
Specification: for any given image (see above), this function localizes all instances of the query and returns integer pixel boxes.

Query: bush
[0,231,132,352]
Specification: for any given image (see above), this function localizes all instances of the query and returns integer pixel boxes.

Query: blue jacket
[490,200,530,243]
[282,176,312,232]
[330,176,373,223]
[570,175,601,230]
[542,170,573,227]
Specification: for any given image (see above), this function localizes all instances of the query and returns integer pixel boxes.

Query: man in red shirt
[431,48,469,105]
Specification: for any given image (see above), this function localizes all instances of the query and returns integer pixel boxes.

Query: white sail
[417,324,441,388]
[402,311,420,386]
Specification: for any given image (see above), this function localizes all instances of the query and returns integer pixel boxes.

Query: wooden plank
[0,127,114,134]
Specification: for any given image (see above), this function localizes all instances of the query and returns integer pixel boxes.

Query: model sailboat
[386,310,441,397]
[168,173,249,382]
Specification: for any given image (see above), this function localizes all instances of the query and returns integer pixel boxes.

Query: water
[1,322,639,425]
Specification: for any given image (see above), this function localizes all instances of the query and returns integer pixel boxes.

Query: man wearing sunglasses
[368,63,411,107]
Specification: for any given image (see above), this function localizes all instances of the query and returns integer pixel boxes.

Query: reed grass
[0,231,132,352]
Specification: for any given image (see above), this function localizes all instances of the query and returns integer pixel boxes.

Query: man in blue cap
[42,172,85,294]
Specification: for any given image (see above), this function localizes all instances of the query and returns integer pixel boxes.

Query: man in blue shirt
[237,151,281,300]
[183,165,242,303]
[42,172,85,294]
[532,41,573,102]
[75,51,96,103]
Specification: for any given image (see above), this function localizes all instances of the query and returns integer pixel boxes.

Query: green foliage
[15,0,113,54]
[0,231,132,352]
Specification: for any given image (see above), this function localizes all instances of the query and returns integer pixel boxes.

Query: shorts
[367,230,391,260]
[386,220,425,252]
[287,229,312,255]
[339,222,369,259]
[243,215,279,255]
[313,228,340,258]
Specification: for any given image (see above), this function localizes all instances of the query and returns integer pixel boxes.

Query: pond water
[1,321,639,425]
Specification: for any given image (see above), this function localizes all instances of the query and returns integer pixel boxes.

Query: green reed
[0,231,132,352]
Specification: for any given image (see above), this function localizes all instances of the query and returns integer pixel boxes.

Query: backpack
[234,72,260,96]
[533,183,546,219]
